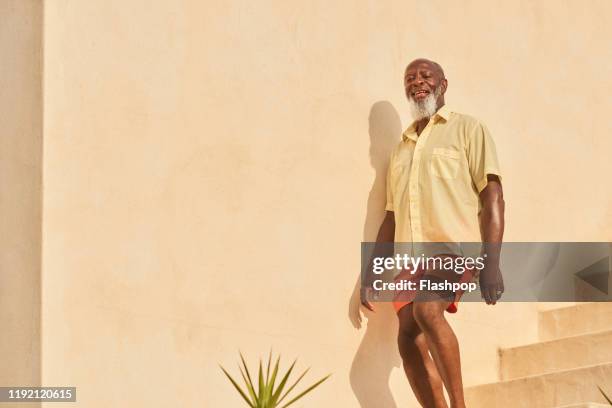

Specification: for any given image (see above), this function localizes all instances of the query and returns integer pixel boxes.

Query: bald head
[406,58,445,79]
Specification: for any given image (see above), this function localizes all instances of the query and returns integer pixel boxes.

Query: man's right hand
[360,211,395,314]
[360,287,378,312]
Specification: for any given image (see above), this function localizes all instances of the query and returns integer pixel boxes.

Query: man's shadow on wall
[348,101,403,408]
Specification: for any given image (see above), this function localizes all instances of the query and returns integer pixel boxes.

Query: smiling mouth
[412,89,430,98]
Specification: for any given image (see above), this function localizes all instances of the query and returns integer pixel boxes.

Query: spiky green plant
[598,385,612,405]
[220,351,330,408]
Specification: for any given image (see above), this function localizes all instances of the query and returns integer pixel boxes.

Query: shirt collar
[402,105,452,142]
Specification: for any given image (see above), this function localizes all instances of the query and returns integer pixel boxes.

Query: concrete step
[465,363,612,408]
[501,329,612,380]
[555,404,611,408]
[539,303,612,341]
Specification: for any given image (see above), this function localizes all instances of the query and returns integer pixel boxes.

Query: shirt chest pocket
[430,147,461,179]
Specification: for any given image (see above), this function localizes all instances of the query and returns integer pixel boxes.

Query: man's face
[404,61,446,104]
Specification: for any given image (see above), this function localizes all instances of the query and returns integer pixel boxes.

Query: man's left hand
[479,265,504,305]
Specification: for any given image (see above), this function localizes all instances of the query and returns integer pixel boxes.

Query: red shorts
[392,257,477,314]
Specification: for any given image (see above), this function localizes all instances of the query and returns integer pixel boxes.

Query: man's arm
[376,210,396,243]
[479,174,505,304]
[361,211,395,311]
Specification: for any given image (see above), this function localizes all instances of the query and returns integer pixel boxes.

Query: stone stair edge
[467,361,612,390]
[555,404,611,408]
[539,302,612,316]
[500,328,612,354]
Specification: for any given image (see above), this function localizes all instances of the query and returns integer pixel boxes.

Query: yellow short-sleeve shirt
[386,105,502,243]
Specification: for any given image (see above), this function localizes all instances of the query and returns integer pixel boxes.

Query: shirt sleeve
[385,154,394,212]
[466,121,502,193]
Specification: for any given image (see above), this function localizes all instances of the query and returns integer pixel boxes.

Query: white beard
[408,86,443,121]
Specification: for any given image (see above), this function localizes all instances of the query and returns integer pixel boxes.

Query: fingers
[481,268,504,305]
[488,287,498,305]
[482,286,493,305]
[361,300,375,312]
[495,283,504,302]
[481,285,500,305]
[482,285,505,304]
[360,287,377,312]
[494,271,504,303]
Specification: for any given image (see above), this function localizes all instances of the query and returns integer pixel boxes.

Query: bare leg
[413,300,466,408]
[397,304,448,408]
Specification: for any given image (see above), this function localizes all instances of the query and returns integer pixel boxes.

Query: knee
[412,303,445,333]
[398,320,420,342]
[397,322,422,361]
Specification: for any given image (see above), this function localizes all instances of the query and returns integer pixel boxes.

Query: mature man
[361,59,505,408]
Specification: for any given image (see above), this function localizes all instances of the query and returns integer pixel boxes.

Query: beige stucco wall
[0,0,42,400]
[35,1,612,407]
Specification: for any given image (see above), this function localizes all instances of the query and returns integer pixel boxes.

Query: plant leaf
[598,385,612,405]
[258,359,267,407]
[266,349,272,383]
[261,350,273,407]
[264,355,281,404]
[270,359,297,405]
[239,352,258,405]
[276,367,309,405]
[220,365,256,408]
[239,364,258,406]
[280,374,331,408]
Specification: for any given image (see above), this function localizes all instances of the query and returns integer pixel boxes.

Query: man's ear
[441,78,448,94]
